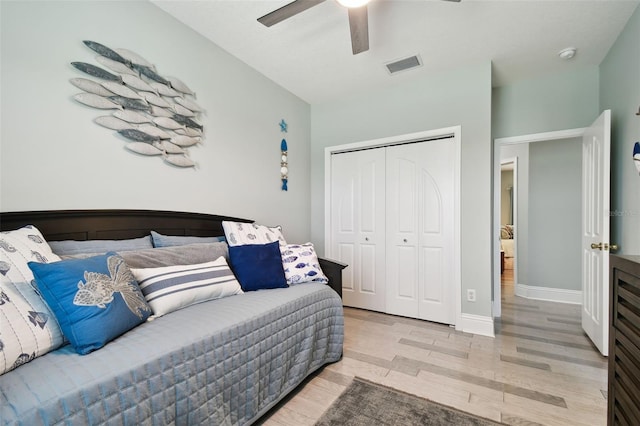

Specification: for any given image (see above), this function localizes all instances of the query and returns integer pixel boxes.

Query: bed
[0,209,345,425]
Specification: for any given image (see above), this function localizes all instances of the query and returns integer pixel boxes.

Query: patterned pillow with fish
[28,252,152,355]
[222,221,287,247]
[280,243,329,285]
[0,225,65,375]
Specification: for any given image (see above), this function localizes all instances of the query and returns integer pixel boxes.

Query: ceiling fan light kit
[336,0,370,8]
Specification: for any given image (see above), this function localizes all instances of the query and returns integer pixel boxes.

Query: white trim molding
[457,313,495,337]
[515,284,582,305]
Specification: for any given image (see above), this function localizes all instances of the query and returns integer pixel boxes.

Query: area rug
[315,377,504,426]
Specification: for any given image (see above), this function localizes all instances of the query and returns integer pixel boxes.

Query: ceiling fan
[257,0,461,55]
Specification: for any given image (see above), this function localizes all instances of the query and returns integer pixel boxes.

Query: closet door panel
[331,149,386,311]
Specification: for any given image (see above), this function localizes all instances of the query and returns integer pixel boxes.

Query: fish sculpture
[69,77,114,97]
[174,127,203,137]
[132,63,170,86]
[109,96,151,111]
[95,116,133,130]
[96,55,138,76]
[114,48,155,70]
[163,154,196,168]
[143,92,171,108]
[151,82,180,97]
[175,96,203,113]
[138,124,171,140]
[166,76,196,96]
[73,93,122,110]
[71,62,122,82]
[172,114,203,131]
[125,142,164,156]
[171,103,195,117]
[118,129,159,142]
[73,255,150,319]
[153,117,184,130]
[150,106,173,117]
[102,82,145,100]
[113,110,151,124]
[170,135,200,147]
[83,40,130,66]
[156,141,185,155]
[121,74,157,93]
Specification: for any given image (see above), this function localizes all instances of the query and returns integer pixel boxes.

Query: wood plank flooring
[257,270,607,425]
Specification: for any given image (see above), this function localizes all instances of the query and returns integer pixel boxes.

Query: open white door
[581,109,611,356]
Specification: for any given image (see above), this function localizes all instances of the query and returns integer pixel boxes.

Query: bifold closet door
[385,140,455,324]
[330,149,386,312]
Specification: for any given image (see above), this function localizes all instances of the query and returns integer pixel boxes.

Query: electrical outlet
[467,289,476,302]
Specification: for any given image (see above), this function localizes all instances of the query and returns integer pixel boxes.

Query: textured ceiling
[151,0,639,104]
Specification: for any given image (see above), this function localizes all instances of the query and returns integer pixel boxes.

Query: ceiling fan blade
[348,6,369,55]
[258,0,326,27]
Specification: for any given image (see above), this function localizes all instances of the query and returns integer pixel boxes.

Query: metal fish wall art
[96,55,139,76]
[109,96,150,111]
[73,93,122,110]
[70,78,114,97]
[163,154,196,168]
[175,96,203,113]
[94,115,134,130]
[102,82,145,100]
[166,76,196,97]
[113,110,151,124]
[70,40,204,169]
[118,129,159,142]
[125,142,164,156]
[71,62,122,82]
[121,74,157,93]
[83,40,130,66]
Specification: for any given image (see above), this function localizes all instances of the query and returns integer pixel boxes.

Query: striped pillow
[130,257,243,317]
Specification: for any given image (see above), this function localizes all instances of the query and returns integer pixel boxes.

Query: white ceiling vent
[385,55,422,75]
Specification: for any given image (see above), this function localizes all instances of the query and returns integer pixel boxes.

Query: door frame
[493,127,586,317]
[324,126,462,327]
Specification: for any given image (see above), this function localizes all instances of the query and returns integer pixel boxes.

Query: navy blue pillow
[228,241,288,291]
[28,252,152,355]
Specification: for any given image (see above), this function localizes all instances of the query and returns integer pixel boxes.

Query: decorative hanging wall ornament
[69,40,204,168]
[633,142,640,175]
[280,119,288,191]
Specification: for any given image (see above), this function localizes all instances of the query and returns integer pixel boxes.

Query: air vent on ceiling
[385,55,422,75]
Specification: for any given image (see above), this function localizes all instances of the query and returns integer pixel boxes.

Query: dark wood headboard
[0,210,252,241]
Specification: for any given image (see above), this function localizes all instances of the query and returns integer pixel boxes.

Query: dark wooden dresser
[608,255,640,425]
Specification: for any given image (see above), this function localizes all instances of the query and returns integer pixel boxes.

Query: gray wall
[0,1,312,243]
[311,62,493,317]
[528,138,582,291]
[600,5,640,256]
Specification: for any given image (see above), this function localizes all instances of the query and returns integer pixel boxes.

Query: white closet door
[386,140,455,324]
[330,149,386,311]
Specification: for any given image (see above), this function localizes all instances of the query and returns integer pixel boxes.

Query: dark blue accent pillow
[28,252,152,355]
[228,241,288,291]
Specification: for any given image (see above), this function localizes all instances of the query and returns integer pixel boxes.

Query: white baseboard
[515,283,581,305]
[457,313,495,337]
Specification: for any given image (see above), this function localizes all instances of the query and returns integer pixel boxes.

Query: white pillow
[280,243,329,285]
[0,225,65,375]
[130,257,243,317]
[222,221,287,247]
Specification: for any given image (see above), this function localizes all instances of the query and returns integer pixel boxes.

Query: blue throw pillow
[228,241,288,291]
[150,231,225,248]
[28,252,152,355]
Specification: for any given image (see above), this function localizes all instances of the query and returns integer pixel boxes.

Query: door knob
[591,242,603,250]
[605,243,618,251]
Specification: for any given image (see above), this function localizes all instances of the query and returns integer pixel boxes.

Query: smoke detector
[558,47,577,60]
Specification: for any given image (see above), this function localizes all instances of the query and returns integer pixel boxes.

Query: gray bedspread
[0,283,343,425]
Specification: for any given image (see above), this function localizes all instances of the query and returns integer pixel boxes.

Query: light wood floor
[258,269,608,425]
